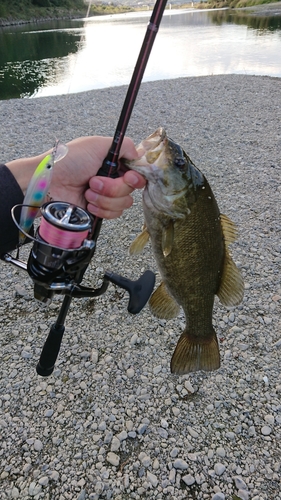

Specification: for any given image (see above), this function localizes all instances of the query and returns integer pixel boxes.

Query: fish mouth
[129,127,169,181]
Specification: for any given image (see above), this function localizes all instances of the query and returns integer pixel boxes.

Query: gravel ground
[0,74,281,500]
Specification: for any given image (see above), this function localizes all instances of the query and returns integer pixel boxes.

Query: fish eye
[174,157,186,169]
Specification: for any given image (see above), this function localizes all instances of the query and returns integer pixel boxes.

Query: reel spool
[27,202,94,303]
[39,202,92,249]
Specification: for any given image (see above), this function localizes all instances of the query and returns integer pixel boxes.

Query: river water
[0,8,281,99]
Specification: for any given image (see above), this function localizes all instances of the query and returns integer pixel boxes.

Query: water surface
[0,8,280,99]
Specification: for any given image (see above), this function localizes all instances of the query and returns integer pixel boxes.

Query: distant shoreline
[1,1,281,27]
[236,1,281,16]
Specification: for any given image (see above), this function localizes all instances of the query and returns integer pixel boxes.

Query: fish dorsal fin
[217,214,244,306]
[129,224,150,255]
[149,281,180,319]
[162,220,174,257]
[220,213,238,245]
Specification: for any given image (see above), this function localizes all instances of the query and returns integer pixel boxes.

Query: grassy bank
[196,0,280,10]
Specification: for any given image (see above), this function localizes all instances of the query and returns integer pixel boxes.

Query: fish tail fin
[170,328,220,375]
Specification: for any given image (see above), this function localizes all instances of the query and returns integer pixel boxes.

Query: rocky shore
[0,74,281,500]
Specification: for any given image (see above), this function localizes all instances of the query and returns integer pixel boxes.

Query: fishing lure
[19,141,68,244]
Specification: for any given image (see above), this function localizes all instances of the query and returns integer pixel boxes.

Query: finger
[123,170,146,189]
[85,188,134,212]
[88,176,133,198]
[89,171,146,198]
[86,202,127,220]
[119,137,139,161]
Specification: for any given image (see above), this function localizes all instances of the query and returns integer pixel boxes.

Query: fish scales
[128,128,244,375]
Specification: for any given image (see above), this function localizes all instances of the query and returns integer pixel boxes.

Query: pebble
[214,463,226,476]
[38,476,49,486]
[173,459,188,470]
[110,436,120,451]
[49,471,59,481]
[216,447,226,458]
[261,426,272,436]
[91,349,99,364]
[11,488,20,499]
[170,447,179,458]
[106,452,120,467]
[34,439,43,451]
[187,426,199,438]
[147,471,158,487]
[234,476,248,490]
[237,490,249,500]
[212,494,225,500]
[182,474,195,486]
[126,368,135,378]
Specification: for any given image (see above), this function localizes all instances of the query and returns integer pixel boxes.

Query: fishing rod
[2,0,168,376]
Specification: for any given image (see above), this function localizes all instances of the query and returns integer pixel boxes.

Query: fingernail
[129,173,139,186]
[88,204,99,216]
[89,192,98,202]
[92,179,104,192]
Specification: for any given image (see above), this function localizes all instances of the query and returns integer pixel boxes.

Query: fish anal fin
[149,281,180,319]
[129,225,150,255]
[170,329,220,375]
[162,220,174,257]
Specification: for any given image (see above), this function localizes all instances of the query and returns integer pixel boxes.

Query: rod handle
[96,156,120,179]
[36,323,65,377]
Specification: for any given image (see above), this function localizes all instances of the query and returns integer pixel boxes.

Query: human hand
[49,136,146,218]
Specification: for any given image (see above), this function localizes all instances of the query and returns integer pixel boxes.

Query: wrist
[6,153,48,194]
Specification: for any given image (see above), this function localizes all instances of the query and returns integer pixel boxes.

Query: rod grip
[36,323,65,376]
[96,157,120,178]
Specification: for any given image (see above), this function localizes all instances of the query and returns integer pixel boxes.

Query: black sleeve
[0,164,24,255]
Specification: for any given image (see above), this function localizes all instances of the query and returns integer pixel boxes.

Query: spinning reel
[3,200,155,376]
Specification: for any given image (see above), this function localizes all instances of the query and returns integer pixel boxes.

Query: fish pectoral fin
[218,212,244,306]
[162,220,174,257]
[170,329,220,375]
[129,225,150,255]
[217,248,244,306]
[149,281,180,319]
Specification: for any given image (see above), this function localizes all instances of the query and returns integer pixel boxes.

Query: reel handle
[36,324,65,376]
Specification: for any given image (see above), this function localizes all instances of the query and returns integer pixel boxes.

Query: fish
[128,128,244,375]
[19,141,68,244]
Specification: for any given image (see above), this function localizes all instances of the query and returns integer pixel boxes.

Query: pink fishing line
[39,217,88,249]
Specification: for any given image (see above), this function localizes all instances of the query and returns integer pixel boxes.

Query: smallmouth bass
[128,128,244,374]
